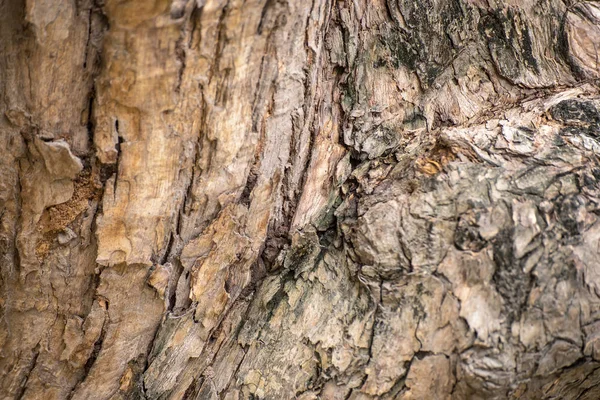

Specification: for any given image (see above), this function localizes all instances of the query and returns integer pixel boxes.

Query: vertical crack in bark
[174,2,197,94]
[68,300,109,400]
[112,129,123,200]
[287,0,332,226]
[82,6,93,69]
[208,1,231,85]
[14,344,40,400]
[4,0,600,398]
[220,345,248,398]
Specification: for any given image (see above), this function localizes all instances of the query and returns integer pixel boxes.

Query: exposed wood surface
[1,0,600,399]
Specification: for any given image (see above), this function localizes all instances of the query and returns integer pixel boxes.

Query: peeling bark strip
[1,0,600,399]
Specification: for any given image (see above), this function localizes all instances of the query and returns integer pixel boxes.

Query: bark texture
[1,0,600,399]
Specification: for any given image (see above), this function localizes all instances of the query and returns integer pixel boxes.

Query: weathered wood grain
[0,0,599,399]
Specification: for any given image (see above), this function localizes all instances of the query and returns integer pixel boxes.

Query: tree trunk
[1,0,600,398]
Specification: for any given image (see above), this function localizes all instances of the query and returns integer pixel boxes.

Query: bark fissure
[2,0,600,399]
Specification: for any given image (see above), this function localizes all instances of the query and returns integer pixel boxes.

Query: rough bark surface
[1,0,600,399]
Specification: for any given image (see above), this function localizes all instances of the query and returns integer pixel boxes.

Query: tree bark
[1,0,600,398]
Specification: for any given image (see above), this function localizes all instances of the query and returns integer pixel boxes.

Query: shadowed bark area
[1,0,600,399]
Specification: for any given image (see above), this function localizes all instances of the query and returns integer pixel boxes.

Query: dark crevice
[82,307,108,375]
[240,168,257,207]
[15,344,40,400]
[208,1,230,84]
[174,37,186,94]
[12,172,23,276]
[174,2,196,94]
[170,0,190,19]
[181,376,202,400]
[167,260,184,312]
[557,7,585,81]
[112,123,123,198]
[218,346,248,399]
[257,0,276,35]
[160,232,175,265]
[82,7,93,68]
[178,166,195,235]
[364,279,382,367]
[67,299,108,400]
[86,89,95,155]
[188,5,203,50]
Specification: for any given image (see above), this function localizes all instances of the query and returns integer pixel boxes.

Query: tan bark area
[1,0,600,399]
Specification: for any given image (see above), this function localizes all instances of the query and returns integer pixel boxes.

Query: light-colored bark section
[1,0,600,399]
